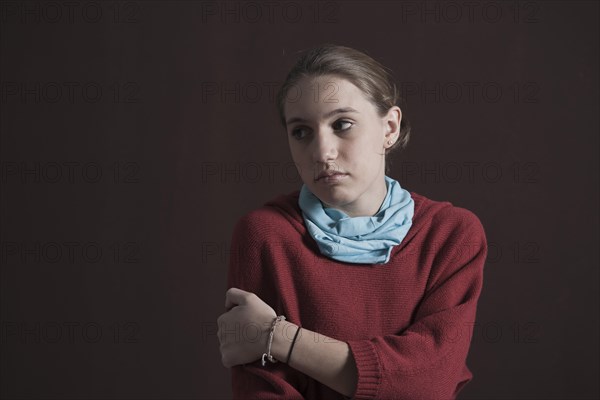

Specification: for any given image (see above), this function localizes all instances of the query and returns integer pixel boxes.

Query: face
[284,75,402,217]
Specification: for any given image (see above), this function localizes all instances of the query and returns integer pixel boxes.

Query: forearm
[270,320,358,398]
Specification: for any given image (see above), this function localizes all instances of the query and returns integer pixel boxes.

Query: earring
[387,140,394,145]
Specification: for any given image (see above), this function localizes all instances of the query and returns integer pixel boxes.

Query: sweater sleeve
[226,212,306,400]
[345,208,488,400]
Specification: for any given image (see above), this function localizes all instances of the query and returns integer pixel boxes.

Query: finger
[225,287,250,310]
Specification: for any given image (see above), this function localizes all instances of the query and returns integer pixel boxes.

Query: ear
[383,106,402,148]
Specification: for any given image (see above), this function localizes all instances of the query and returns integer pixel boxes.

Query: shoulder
[407,192,488,288]
[409,191,487,244]
[231,190,304,242]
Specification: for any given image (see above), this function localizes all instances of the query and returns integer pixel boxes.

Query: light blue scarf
[298,175,414,265]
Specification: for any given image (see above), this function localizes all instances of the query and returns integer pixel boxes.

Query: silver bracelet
[261,315,286,367]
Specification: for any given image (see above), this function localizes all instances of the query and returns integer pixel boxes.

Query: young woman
[217,44,488,400]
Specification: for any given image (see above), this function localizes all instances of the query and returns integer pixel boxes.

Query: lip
[315,172,349,183]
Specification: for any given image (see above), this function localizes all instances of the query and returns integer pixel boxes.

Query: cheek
[289,147,311,175]
[345,135,381,168]
[347,137,372,158]
[360,128,384,151]
[289,146,305,163]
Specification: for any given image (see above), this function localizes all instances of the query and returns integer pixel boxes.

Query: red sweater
[227,189,487,400]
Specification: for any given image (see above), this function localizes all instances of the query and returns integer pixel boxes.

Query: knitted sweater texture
[227,190,488,400]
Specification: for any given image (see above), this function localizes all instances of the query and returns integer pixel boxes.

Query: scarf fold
[298,175,414,265]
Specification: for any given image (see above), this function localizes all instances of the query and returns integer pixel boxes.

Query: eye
[332,119,353,132]
[290,126,311,140]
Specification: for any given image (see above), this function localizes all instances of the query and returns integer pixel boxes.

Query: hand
[217,287,277,368]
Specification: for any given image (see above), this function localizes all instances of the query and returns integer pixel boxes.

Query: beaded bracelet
[261,315,286,367]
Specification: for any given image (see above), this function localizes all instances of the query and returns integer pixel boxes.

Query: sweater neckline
[264,189,452,256]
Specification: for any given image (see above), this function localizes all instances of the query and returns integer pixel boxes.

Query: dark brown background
[1,1,598,399]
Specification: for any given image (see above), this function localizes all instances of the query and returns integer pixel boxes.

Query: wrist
[270,320,298,363]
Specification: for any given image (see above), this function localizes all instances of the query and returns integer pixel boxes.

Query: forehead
[284,75,373,120]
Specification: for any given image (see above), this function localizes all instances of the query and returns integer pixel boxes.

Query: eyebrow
[286,107,359,125]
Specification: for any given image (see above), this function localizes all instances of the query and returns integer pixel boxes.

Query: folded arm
[225,208,487,400]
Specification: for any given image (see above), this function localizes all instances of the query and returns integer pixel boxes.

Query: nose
[311,128,338,165]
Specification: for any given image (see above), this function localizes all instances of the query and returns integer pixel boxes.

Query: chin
[309,184,354,208]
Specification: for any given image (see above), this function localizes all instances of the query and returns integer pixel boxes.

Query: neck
[327,176,388,218]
